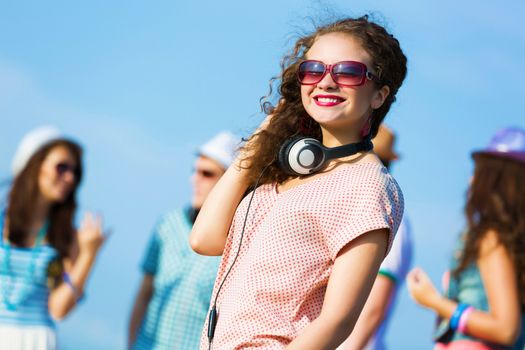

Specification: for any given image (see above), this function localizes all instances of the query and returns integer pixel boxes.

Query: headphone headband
[324,137,373,159]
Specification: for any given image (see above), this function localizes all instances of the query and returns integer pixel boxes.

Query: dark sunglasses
[297,60,379,87]
[194,169,220,179]
[55,162,78,177]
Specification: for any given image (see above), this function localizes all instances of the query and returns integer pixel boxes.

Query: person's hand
[77,212,108,256]
[406,267,441,309]
[235,113,276,169]
[250,113,275,142]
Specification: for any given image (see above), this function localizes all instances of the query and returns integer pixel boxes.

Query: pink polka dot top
[200,162,404,349]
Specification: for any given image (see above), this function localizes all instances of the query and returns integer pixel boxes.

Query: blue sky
[1,1,524,349]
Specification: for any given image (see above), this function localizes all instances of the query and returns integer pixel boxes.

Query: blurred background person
[128,131,238,350]
[407,127,525,349]
[339,125,413,350]
[0,126,107,350]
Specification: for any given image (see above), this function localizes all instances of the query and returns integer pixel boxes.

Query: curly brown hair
[240,15,407,185]
[455,154,525,306]
[6,140,83,258]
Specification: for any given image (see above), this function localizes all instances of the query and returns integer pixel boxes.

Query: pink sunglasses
[297,60,379,87]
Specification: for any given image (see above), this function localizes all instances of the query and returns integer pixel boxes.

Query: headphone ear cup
[278,138,301,176]
[278,137,325,176]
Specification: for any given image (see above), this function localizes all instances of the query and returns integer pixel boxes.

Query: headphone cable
[207,165,269,349]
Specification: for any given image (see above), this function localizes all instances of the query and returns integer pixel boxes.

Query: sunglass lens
[194,169,218,178]
[332,62,366,86]
[298,61,325,84]
[56,163,68,175]
[56,163,76,177]
[201,170,215,178]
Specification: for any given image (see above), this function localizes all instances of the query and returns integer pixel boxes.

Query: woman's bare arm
[407,230,521,345]
[189,160,251,256]
[190,116,273,256]
[285,229,389,349]
[48,213,106,320]
[339,274,395,349]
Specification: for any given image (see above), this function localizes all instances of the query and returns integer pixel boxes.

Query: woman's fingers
[77,212,107,254]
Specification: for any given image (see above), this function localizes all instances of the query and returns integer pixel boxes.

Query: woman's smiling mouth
[313,94,346,107]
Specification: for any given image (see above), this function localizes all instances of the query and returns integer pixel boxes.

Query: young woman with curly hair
[408,127,525,350]
[190,15,407,349]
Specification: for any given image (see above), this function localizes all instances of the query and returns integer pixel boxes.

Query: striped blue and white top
[0,239,58,328]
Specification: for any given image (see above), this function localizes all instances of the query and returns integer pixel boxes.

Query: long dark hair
[455,154,525,305]
[6,140,83,258]
[240,15,407,185]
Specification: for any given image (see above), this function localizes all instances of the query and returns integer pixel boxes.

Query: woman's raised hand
[77,212,108,256]
[237,112,276,166]
[406,267,441,309]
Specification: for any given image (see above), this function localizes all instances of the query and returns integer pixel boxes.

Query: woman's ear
[371,85,390,110]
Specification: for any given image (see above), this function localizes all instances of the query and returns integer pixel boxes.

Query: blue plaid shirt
[133,209,221,350]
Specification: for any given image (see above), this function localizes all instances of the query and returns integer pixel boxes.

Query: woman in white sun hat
[0,126,107,350]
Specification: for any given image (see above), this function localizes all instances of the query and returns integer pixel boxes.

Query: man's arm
[128,274,154,349]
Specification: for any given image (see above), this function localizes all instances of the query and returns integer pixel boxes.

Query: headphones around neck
[277,136,373,176]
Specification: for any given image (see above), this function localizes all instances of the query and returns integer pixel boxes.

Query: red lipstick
[313,94,345,107]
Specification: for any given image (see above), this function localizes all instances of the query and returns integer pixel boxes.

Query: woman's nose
[315,71,338,90]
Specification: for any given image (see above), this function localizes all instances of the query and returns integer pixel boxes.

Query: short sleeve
[378,216,413,283]
[140,219,163,275]
[322,167,404,261]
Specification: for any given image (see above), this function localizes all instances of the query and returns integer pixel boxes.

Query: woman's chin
[48,191,71,204]
[313,116,353,131]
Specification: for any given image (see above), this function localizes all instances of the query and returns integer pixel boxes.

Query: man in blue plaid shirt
[128,132,238,350]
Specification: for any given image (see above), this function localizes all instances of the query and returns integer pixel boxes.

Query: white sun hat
[11,126,63,177]
[198,131,240,169]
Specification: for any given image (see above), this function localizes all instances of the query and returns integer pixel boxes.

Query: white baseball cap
[11,126,64,177]
[198,131,239,169]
